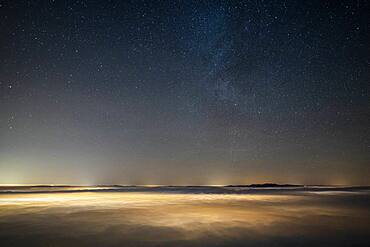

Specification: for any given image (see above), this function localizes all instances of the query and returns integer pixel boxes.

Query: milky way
[0,1,369,185]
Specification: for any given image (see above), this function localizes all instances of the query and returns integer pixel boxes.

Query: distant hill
[225,183,303,188]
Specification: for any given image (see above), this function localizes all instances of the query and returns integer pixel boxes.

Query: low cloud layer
[0,188,370,246]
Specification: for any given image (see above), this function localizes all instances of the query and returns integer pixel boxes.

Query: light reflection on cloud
[0,189,370,246]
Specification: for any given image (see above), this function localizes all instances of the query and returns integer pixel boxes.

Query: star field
[0,0,369,185]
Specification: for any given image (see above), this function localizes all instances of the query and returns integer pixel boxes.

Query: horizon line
[0,183,369,187]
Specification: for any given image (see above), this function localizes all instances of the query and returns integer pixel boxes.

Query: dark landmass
[225,183,303,187]
[0,184,369,195]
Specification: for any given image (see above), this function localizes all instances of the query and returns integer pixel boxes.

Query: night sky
[0,0,369,185]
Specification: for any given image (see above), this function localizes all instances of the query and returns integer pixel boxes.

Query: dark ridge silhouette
[225,183,304,188]
[0,184,369,195]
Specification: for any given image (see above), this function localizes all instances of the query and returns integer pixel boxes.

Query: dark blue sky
[0,0,369,185]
